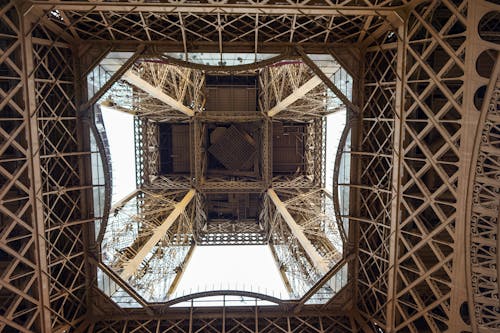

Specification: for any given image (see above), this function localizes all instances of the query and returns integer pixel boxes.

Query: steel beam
[386,23,406,333]
[27,5,75,43]
[167,245,196,297]
[295,253,354,312]
[459,3,500,332]
[82,46,145,111]
[268,76,323,117]
[193,118,202,186]
[20,10,52,333]
[269,244,293,295]
[121,70,195,117]
[90,257,151,310]
[31,2,403,16]
[267,189,329,275]
[296,47,360,114]
[111,189,139,213]
[120,189,196,280]
[197,112,263,122]
[262,117,272,186]
[99,103,136,116]
[201,181,266,193]
[94,41,346,55]
[100,59,195,117]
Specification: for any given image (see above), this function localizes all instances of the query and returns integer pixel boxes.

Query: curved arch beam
[466,54,500,333]
[332,115,357,243]
[158,290,283,307]
[158,52,295,72]
[89,108,113,244]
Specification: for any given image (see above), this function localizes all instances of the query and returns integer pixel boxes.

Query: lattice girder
[3,0,499,332]
[100,188,196,302]
[31,2,405,54]
[0,3,91,332]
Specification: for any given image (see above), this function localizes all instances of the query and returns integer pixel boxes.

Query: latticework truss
[132,61,205,120]
[32,1,403,53]
[469,43,500,333]
[101,188,195,302]
[92,313,357,333]
[352,1,500,332]
[89,44,347,304]
[1,0,499,332]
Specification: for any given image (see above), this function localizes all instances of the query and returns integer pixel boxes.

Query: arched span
[149,52,298,72]
[332,113,357,243]
[90,105,113,244]
[157,290,283,307]
[466,55,500,333]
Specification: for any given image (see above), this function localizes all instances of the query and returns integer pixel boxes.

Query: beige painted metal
[99,103,136,116]
[0,3,94,331]
[259,62,327,121]
[464,1,500,330]
[120,189,196,280]
[84,46,145,111]
[267,189,329,275]
[91,313,359,332]
[268,244,293,295]
[3,0,497,331]
[110,189,139,212]
[268,76,323,117]
[31,2,403,16]
[20,10,52,333]
[296,48,360,114]
[167,245,196,297]
[386,22,406,333]
[450,3,488,333]
[121,71,194,117]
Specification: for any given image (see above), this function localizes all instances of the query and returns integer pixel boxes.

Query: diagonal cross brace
[99,57,194,117]
[267,189,330,275]
[121,70,195,117]
[268,75,324,117]
[120,189,196,280]
[296,47,361,114]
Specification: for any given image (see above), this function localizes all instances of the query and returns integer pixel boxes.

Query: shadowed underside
[0,0,499,332]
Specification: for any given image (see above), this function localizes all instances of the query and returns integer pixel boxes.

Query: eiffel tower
[0,0,498,332]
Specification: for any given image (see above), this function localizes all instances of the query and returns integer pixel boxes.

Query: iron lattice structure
[0,1,499,333]
[97,54,347,303]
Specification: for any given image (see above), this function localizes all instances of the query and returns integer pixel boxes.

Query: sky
[101,107,136,204]
[173,245,290,300]
[326,109,347,192]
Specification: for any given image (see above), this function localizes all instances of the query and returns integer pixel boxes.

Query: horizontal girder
[31,2,404,16]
